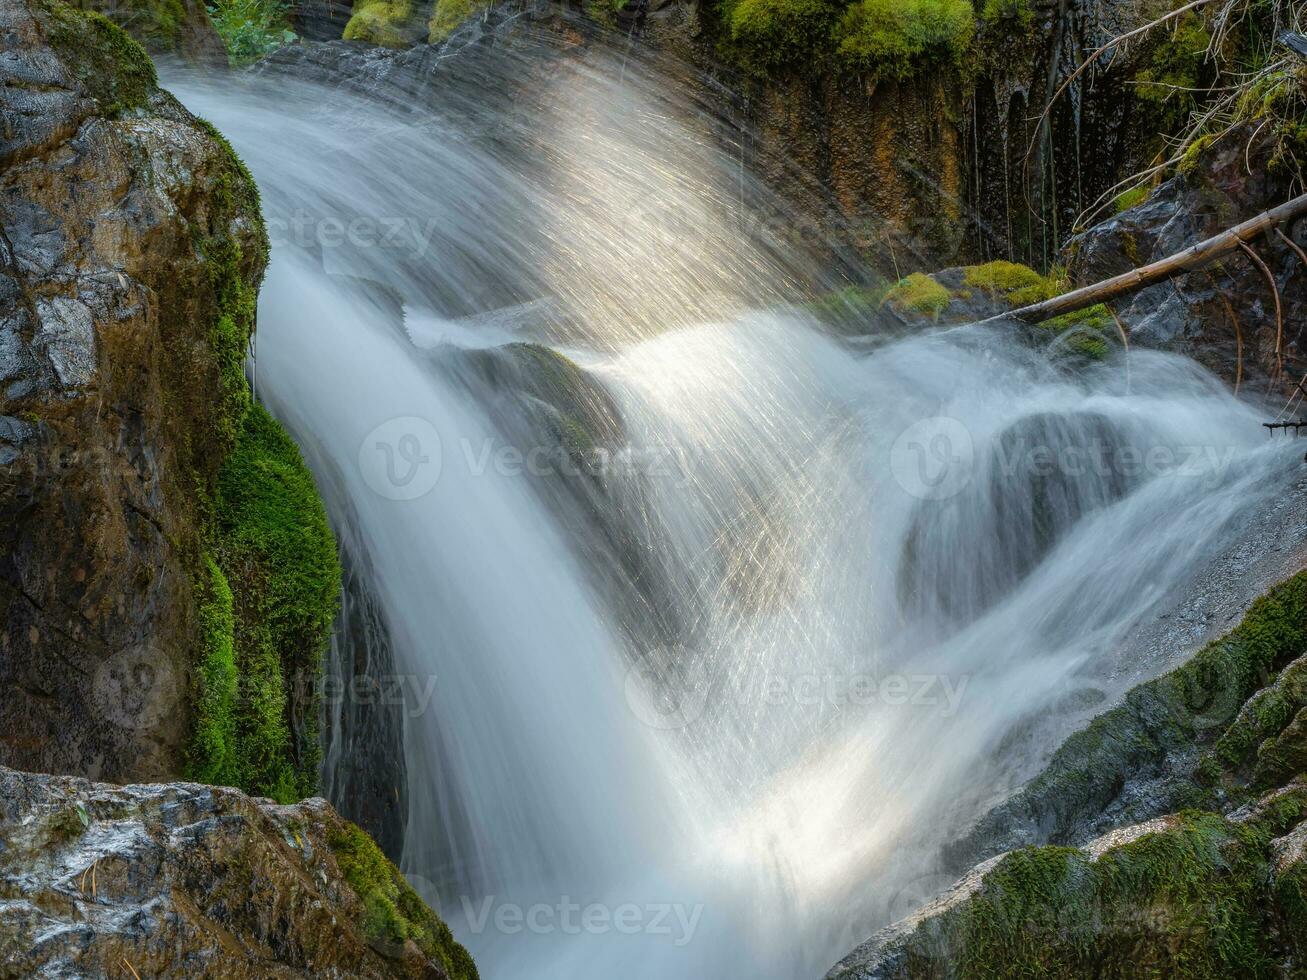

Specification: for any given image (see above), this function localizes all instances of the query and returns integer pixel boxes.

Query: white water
[168,35,1302,980]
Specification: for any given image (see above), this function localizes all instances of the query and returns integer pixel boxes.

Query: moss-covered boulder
[828,798,1307,979]
[0,0,339,802]
[0,765,476,978]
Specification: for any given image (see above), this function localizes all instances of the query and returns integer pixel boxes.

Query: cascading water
[166,23,1303,979]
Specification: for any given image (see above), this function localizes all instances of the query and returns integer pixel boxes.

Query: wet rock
[0,765,475,978]
[0,0,265,781]
[1066,126,1307,401]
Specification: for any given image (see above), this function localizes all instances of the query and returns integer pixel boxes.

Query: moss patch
[343,0,430,46]
[884,272,951,319]
[202,403,340,802]
[37,0,158,116]
[328,821,479,979]
[940,813,1283,977]
[428,0,484,41]
[722,0,842,74]
[833,0,974,82]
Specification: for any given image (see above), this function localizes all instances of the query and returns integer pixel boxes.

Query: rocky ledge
[0,765,477,978]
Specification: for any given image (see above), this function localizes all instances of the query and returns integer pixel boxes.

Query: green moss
[210,403,341,802]
[1134,12,1212,140]
[833,0,974,80]
[1114,185,1151,213]
[978,0,1031,27]
[723,0,842,73]
[81,0,187,53]
[37,0,157,116]
[187,554,239,785]
[343,0,429,46]
[962,260,1062,304]
[428,0,484,40]
[940,812,1281,976]
[884,272,951,319]
[328,821,479,979]
[1012,571,1307,838]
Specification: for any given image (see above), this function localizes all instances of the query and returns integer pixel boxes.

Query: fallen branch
[978,192,1307,326]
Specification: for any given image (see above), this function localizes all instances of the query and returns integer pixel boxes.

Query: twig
[1237,241,1284,382]
[1204,269,1244,394]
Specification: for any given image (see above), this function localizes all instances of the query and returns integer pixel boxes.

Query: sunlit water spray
[168,27,1302,978]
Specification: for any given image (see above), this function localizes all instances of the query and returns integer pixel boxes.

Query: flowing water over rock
[168,33,1304,979]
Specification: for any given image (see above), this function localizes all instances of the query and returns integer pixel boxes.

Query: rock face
[0,0,339,805]
[0,0,263,781]
[0,765,477,978]
[1067,126,1307,401]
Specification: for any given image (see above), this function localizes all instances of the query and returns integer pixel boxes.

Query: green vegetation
[1113,185,1151,213]
[344,0,428,46]
[962,259,1062,305]
[833,0,974,81]
[884,272,951,318]
[37,1,157,116]
[180,116,338,804]
[428,0,485,41]
[723,0,843,73]
[943,813,1283,977]
[328,821,480,979]
[1000,570,1307,844]
[978,0,1031,27]
[207,0,296,65]
[198,403,341,802]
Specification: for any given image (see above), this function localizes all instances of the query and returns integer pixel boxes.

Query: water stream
[167,30,1302,979]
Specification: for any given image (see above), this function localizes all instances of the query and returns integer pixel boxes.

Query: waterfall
[165,32,1302,979]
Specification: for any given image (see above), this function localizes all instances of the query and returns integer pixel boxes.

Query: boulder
[0,765,476,978]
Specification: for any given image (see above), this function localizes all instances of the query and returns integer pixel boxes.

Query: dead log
[978,192,1307,327]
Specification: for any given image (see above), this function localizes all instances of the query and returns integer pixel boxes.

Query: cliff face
[0,0,339,800]
[0,0,260,781]
[0,765,476,978]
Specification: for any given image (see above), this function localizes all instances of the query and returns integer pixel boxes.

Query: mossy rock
[950,571,1307,870]
[35,0,159,116]
[428,0,486,41]
[189,404,341,803]
[833,0,974,81]
[344,0,432,46]
[328,821,479,979]
[884,272,952,320]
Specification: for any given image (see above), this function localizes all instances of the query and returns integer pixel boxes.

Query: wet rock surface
[0,765,474,978]
[1067,127,1307,402]
[0,0,266,781]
